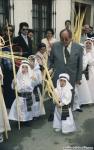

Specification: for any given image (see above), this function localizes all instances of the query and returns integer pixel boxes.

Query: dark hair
[28,29,34,34]
[65,20,71,25]
[45,28,54,35]
[60,29,72,39]
[89,26,93,30]
[18,22,29,35]
[3,24,14,32]
[38,43,46,50]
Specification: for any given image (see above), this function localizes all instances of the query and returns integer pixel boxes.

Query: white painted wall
[14,0,32,36]
[55,0,71,40]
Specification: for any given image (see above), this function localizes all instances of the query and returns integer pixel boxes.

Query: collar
[67,41,72,52]
[21,34,27,39]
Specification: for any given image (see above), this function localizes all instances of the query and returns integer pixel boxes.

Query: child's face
[22,65,28,74]
[60,79,66,87]
[85,41,92,51]
[29,59,35,68]
[40,47,46,54]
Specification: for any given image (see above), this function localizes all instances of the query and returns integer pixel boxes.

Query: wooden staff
[0,82,8,139]
[7,21,20,130]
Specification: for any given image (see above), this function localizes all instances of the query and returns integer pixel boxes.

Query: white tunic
[53,82,76,134]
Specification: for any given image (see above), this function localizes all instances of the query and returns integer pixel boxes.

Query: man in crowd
[13,22,32,58]
[49,29,83,105]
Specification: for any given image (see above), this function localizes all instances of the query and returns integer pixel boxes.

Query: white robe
[0,67,10,133]
[9,75,34,121]
[53,83,76,134]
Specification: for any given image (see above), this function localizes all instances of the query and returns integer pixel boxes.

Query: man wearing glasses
[13,22,32,58]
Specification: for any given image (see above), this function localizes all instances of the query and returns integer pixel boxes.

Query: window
[32,0,56,45]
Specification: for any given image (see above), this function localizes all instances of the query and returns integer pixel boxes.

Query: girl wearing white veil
[73,38,93,109]
[85,38,94,103]
[53,73,76,134]
[9,60,34,122]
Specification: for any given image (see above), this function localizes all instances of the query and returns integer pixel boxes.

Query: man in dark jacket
[13,22,32,58]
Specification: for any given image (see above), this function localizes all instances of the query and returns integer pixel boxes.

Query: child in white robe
[0,66,11,143]
[73,39,93,110]
[9,61,34,122]
[53,73,76,134]
[28,55,45,117]
[85,39,94,103]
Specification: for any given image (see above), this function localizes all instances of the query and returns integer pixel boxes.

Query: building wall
[12,0,94,39]
[55,0,71,40]
[14,0,32,36]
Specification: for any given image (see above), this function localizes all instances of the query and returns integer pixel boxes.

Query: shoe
[0,134,3,143]
[75,109,83,112]
[55,128,61,132]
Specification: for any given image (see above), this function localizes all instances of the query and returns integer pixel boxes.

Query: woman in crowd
[41,29,56,57]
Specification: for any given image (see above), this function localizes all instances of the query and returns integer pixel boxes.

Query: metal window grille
[0,0,9,28]
[32,0,56,46]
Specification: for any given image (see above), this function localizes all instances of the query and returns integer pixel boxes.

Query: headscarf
[57,73,73,92]
[84,38,93,53]
[16,60,33,92]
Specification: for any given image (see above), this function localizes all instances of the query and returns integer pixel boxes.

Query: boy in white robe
[9,61,34,122]
[0,66,11,143]
[53,73,76,134]
[28,55,45,117]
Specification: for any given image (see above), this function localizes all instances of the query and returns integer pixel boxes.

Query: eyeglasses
[22,28,28,31]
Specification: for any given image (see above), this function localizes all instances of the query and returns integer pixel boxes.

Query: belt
[18,92,32,98]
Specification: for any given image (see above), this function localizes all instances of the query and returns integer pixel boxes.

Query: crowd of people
[0,20,94,143]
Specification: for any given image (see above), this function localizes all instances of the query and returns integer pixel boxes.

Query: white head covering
[57,73,73,91]
[91,37,94,41]
[16,60,34,92]
[28,55,40,70]
[84,37,93,54]
[17,60,32,78]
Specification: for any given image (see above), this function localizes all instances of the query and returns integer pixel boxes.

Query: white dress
[73,52,92,109]
[9,75,34,122]
[87,52,94,102]
[53,83,76,134]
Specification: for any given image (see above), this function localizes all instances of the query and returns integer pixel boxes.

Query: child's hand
[31,76,36,80]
